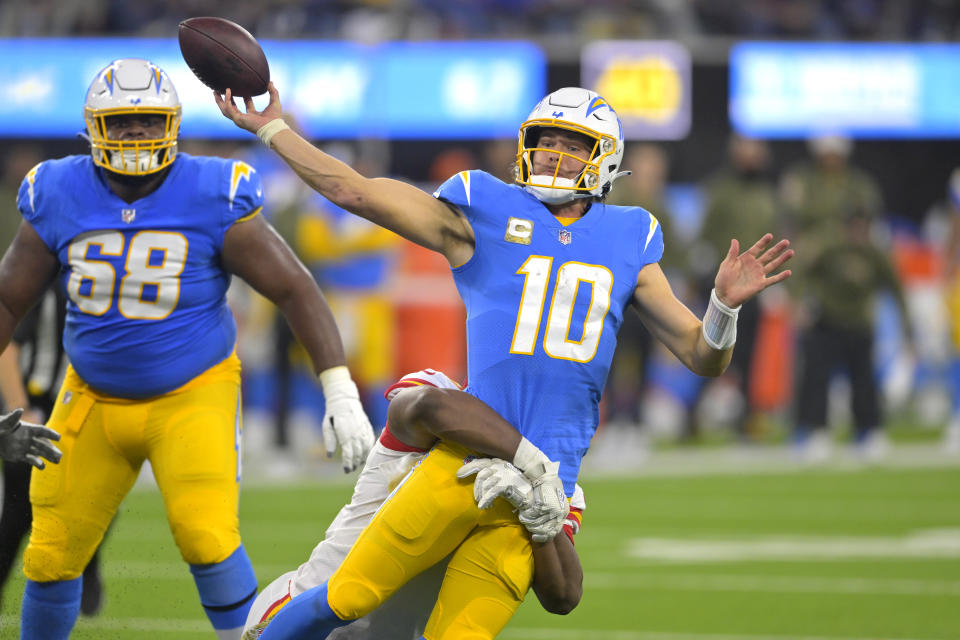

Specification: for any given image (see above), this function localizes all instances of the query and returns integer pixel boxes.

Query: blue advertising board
[0,38,545,139]
[730,42,960,138]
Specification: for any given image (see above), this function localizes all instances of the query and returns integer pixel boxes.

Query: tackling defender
[0,59,375,640]
[243,369,585,639]
[217,83,793,639]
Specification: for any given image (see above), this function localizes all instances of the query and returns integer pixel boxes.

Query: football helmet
[83,58,181,176]
[516,87,625,204]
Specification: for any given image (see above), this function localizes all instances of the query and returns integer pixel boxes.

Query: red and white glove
[562,484,585,544]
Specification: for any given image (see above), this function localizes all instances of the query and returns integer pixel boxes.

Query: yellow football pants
[25,355,243,582]
[327,441,534,640]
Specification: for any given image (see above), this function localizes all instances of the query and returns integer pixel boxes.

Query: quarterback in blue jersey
[0,59,375,640]
[218,83,793,639]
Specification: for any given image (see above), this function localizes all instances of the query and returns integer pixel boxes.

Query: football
[178,17,270,97]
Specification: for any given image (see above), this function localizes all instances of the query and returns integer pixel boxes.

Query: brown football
[178,17,269,97]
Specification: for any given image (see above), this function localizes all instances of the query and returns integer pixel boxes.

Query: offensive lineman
[0,59,375,639]
[217,83,793,639]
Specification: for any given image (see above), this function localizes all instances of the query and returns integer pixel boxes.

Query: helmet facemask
[84,59,182,177]
[515,88,626,205]
[516,123,618,204]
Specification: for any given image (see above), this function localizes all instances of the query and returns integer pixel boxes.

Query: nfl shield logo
[558,229,572,245]
[121,208,136,223]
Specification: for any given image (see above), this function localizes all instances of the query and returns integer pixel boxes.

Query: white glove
[511,438,569,543]
[0,408,62,469]
[319,367,375,473]
[457,457,532,510]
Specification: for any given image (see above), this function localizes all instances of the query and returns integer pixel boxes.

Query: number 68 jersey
[17,153,263,399]
[435,170,663,495]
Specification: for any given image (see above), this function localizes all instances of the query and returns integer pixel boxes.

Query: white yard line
[84,560,960,597]
[0,615,209,633]
[2,617,945,640]
[586,572,960,596]
[580,442,960,478]
[500,629,949,640]
[626,530,960,563]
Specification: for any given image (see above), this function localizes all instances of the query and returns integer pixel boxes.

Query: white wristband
[701,288,740,350]
[318,365,358,399]
[256,118,290,148]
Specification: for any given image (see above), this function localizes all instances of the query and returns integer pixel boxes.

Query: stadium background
[1,1,959,638]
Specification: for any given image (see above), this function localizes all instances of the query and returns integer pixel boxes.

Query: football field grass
[1,456,958,639]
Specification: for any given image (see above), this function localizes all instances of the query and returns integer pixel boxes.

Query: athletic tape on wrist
[512,437,548,477]
[701,288,740,350]
[256,119,290,148]
[318,365,357,399]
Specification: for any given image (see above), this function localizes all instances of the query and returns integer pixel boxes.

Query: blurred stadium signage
[730,43,960,138]
[581,41,691,140]
[0,38,545,139]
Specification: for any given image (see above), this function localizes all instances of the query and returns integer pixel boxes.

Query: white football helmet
[516,87,626,204]
[83,58,181,176]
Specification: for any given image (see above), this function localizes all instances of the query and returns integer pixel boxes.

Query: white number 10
[510,255,613,363]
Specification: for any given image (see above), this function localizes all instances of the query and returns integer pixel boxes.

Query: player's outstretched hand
[457,457,533,510]
[213,81,284,135]
[0,408,62,469]
[714,233,794,308]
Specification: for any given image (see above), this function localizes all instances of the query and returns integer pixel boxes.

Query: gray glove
[0,408,62,469]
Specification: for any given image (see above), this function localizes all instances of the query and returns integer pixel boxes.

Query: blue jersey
[435,171,663,494]
[17,153,263,398]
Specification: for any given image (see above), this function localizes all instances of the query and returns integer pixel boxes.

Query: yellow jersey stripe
[234,206,263,224]
[458,171,472,206]
[643,214,660,253]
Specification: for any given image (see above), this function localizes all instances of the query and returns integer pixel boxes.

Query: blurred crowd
[4,128,959,470]
[602,132,960,463]
[2,0,960,467]
[4,0,960,45]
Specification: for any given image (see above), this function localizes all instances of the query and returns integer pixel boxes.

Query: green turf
[1,466,958,639]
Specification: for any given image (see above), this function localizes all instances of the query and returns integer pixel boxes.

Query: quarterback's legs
[22,374,142,639]
[424,518,533,640]
[149,355,256,639]
[327,441,480,619]
[258,441,482,639]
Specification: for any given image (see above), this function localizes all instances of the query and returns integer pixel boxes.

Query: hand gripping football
[178,16,270,97]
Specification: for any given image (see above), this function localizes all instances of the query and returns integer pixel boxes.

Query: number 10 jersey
[435,170,663,494]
